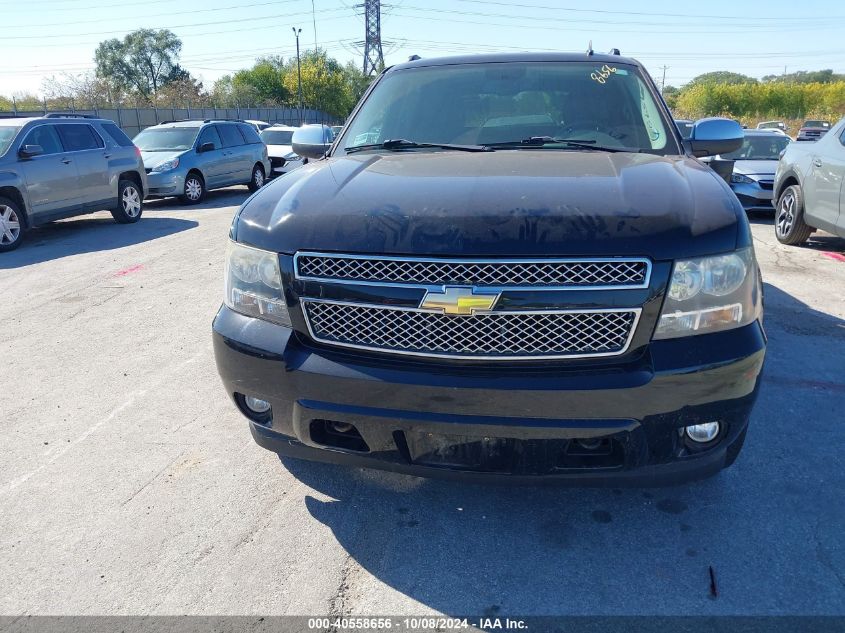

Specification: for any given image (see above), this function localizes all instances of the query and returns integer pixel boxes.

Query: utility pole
[356,0,385,75]
[311,0,318,51]
[292,27,304,125]
[660,65,669,91]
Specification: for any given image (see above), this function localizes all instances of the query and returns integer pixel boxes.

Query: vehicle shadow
[747,210,845,254]
[276,282,845,616]
[0,216,197,269]
[143,187,252,212]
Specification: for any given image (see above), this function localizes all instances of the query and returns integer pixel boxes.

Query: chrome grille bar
[295,252,651,290]
[302,300,641,360]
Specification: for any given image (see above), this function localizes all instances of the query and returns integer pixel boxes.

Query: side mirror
[198,142,215,153]
[19,144,44,159]
[688,118,743,158]
[292,125,332,159]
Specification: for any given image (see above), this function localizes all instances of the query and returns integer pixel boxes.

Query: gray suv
[135,120,270,204]
[0,114,147,252]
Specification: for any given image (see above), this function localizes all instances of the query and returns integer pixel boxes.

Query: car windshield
[721,135,791,160]
[133,127,199,151]
[260,129,294,145]
[0,124,22,156]
[340,61,675,154]
[803,120,829,128]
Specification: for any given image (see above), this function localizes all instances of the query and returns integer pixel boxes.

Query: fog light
[685,422,720,443]
[244,396,271,414]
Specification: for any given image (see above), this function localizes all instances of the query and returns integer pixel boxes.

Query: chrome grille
[295,253,650,288]
[302,301,640,360]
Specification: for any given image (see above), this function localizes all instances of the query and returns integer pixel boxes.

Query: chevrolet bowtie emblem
[419,286,500,316]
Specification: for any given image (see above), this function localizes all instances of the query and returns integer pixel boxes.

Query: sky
[2,0,845,97]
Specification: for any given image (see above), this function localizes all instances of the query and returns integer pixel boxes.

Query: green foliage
[762,69,845,84]
[686,71,758,87]
[95,29,183,101]
[675,80,845,121]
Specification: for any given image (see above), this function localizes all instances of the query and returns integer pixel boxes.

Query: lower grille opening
[310,419,370,452]
[403,431,626,474]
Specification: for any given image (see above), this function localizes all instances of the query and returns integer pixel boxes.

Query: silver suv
[134,120,270,204]
[0,114,147,252]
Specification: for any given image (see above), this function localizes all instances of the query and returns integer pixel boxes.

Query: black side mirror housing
[198,142,215,153]
[688,118,744,158]
[292,125,333,159]
[19,144,44,159]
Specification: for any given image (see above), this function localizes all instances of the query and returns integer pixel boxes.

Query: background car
[259,125,304,177]
[134,119,270,204]
[796,119,831,141]
[756,120,789,135]
[773,116,845,244]
[717,130,791,213]
[244,119,271,133]
[0,113,146,252]
[330,125,344,139]
[674,119,694,139]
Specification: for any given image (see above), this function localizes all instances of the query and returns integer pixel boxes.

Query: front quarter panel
[0,167,32,221]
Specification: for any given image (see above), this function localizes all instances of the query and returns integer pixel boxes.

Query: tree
[686,71,758,87]
[42,72,116,108]
[95,29,183,102]
[282,49,358,118]
[762,69,845,84]
[661,84,680,109]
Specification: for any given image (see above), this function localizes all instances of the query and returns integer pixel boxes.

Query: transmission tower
[356,0,385,76]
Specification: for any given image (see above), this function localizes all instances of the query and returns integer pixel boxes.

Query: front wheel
[247,164,265,193]
[180,173,205,205]
[775,185,813,246]
[111,179,143,224]
[0,197,24,252]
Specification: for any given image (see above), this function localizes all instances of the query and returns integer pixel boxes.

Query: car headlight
[653,247,762,339]
[224,241,291,327]
[151,157,180,173]
[730,173,754,184]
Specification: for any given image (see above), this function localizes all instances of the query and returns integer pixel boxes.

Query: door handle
[61,158,72,164]
[103,153,112,159]
[813,158,823,168]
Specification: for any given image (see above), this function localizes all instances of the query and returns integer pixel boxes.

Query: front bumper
[212,306,766,485]
[144,170,184,196]
[730,181,774,211]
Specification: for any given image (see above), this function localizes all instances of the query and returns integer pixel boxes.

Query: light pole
[292,27,304,125]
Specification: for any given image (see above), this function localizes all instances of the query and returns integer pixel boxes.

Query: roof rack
[586,40,594,56]
[608,48,621,55]
[43,113,97,119]
[408,54,421,62]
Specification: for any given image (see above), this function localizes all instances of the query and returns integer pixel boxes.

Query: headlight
[224,241,291,327]
[730,173,754,184]
[653,247,762,339]
[151,157,180,173]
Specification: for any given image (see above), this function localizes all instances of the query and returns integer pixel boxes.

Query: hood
[266,144,294,158]
[732,159,777,177]
[235,150,746,260]
[140,150,184,169]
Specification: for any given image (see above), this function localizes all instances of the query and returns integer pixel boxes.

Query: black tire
[180,172,205,205]
[0,195,25,252]
[247,163,266,193]
[111,179,143,224]
[775,184,813,246]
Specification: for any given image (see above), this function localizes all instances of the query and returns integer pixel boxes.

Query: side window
[100,122,134,147]
[238,124,261,144]
[197,125,223,150]
[22,125,64,155]
[839,126,845,147]
[56,124,104,151]
[218,124,245,148]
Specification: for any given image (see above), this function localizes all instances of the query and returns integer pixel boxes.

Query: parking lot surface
[1,187,843,616]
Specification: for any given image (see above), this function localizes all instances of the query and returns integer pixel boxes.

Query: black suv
[213,53,765,485]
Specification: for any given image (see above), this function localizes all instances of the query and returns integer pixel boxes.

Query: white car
[259,125,304,176]
[245,119,271,132]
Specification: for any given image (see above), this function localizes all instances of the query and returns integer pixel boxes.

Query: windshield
[260,129,294,145]
[721,135,790,160]
[133,127,199,151]
[340,62,675,154]
[0,124,22,156]
[803,120,829,128]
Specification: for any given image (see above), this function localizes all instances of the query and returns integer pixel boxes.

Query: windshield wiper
[345,138,493,153]
[485,137,630,153]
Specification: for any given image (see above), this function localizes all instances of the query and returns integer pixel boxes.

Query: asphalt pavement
[1,186,843,617]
